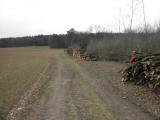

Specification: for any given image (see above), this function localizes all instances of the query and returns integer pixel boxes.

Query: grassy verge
[0,47,52,119]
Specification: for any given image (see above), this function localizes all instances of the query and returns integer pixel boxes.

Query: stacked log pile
[73,49,85,59]
[65,48,98,61]
[65,48,73,56]
[122,55,160,90]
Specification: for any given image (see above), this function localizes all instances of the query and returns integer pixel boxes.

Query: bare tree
[141,0,147,32]
[129,0,140,31]
[118,9,122,32]
[129,0,134,30]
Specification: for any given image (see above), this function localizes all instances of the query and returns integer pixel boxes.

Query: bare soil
[22,49,159,120]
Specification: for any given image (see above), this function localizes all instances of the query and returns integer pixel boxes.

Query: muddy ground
[19,49,160,120]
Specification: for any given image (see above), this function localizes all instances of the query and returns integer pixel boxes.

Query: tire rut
[67,57,155,120]
[26,50,155,120]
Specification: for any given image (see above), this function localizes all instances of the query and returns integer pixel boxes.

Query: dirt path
[25,50,155,120]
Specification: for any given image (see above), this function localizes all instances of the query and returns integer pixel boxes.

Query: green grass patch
[37,76,50,99]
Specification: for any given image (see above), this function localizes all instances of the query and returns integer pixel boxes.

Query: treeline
[0,29,105,49]
[48,33,105,49]
[1,28,160,61]
[48,30,160,61]
[0,35,49,48]
[87,33,160,61]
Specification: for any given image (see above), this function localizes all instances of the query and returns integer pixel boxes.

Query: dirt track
[25,50,156,120]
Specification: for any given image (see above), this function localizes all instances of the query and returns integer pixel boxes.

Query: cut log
[122,55,160,91]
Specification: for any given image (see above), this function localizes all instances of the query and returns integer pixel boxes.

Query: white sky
[0,0,160,38]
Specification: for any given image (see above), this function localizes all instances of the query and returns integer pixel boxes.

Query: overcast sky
[0,0,160,38]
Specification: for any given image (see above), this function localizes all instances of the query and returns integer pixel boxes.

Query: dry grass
[77,60,160,118]
[0,47,52,119]
[63,59,113,120]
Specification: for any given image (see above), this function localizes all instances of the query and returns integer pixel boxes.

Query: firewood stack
[65,48,98,61]
[122,55,160,90]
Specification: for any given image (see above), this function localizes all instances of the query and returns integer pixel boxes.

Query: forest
[1,28,160,61]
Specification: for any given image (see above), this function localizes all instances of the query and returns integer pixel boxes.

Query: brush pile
[122,55,160,89]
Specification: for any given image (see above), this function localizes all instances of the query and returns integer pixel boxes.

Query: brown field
[25,50,158,120]
[0,47,53,119]
[0,48,160,120]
